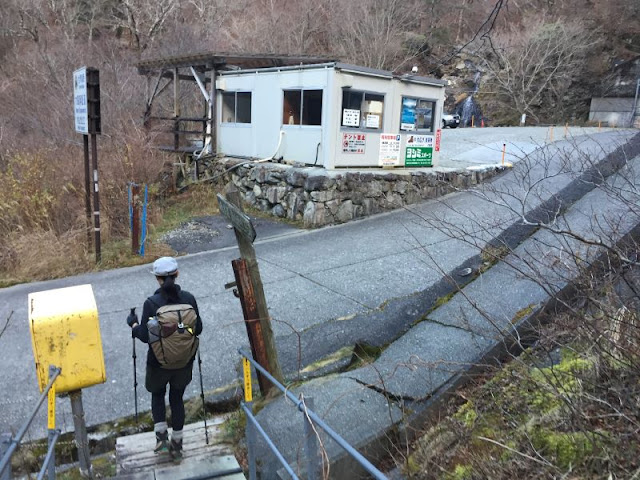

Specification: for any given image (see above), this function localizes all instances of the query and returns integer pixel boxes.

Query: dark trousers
[145,362,193,431]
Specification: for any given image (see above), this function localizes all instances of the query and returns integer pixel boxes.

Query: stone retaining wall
[212,158,507,227]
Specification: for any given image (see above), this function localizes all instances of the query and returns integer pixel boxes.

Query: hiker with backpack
[127,256,203,461]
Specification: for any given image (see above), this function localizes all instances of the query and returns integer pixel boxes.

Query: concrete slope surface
[252,149,640,478]
[0,130,636,445]
[350,154,640,399]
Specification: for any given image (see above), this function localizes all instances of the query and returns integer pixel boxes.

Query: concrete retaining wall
[212,158,508,227]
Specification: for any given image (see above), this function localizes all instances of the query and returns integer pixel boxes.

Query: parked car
[442,112,460,128]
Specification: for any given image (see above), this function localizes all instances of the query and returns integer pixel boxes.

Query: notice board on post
[73,67,101,135]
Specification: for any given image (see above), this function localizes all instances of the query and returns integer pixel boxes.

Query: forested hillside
[0,0,639,283]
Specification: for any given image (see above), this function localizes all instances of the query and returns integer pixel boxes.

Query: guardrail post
[302,397,321,480]
[46,429,56,480]
[0,433,11,480]
[245,401,257,480]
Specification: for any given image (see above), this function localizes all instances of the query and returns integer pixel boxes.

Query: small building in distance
[589,97,639,127]
[137,53,446,170]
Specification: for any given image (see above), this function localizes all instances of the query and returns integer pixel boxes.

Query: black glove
[126,307,138,328]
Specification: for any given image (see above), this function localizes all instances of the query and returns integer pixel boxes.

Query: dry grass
[0,228,92,287]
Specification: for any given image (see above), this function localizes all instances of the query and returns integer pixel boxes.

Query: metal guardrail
[239,349,388,480]
[0,366,61,480]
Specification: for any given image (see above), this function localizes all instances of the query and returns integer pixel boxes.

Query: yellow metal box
[28,284,106,393]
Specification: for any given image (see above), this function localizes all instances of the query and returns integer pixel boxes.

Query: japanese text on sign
[243,358,253,402]
[342,109,360,127]
[342,132,366,154]
[366,114,380,129]
[405,135,434,167]
[73,67,88,134]
[379,133,401,167]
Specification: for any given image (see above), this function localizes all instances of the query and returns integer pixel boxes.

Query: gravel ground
[160,214,301,254]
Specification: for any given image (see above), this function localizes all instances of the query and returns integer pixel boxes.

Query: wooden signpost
[218,189,283,396]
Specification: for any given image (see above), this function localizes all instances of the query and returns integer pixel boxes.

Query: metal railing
[239,349,388,480]
[0,366,61,480]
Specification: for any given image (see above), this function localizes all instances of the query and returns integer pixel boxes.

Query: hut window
[341,91,384,129]
[222,91,252,123]
[400,97,435,132]
[283,89,323,126]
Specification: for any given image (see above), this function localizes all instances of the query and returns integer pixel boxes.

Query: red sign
[435,129,442,152]
[342,132,366,154]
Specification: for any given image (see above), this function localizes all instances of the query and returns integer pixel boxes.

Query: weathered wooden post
[219,188,284,395]
[232,258,270,393]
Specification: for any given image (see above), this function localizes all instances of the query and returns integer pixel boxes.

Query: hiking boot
[169,438,183,462]
[154,431,169,453]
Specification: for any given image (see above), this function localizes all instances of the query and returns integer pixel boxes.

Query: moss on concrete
[448,464,473,480]
[453,401,477,428]
[530,428,594,470]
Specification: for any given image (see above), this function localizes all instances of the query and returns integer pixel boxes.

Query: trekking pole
[197,350,209,444]
[132,338,138,422]
[130,307,138,423]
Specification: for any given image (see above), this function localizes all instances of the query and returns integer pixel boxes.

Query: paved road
[0,128,634,440]
[438,125,616,168]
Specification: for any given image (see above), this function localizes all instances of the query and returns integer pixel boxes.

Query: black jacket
[132,285,203,367]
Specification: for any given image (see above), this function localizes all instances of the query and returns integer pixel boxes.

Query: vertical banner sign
[73,67,89,134]
[47,382,56,430]
[379,134,401,167]
[242,358,253,402]
[435,128,442,152]
[405,135,434,167]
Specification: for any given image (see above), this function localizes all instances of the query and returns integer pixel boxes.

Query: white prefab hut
[138,53,446,170]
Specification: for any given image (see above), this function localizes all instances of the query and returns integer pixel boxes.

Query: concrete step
[115,417,245,479]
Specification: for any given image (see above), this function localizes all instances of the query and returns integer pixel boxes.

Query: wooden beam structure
[137,51,335,175]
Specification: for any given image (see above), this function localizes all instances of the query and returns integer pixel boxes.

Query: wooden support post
[209,67,217,154]
[131,184,141,255]
[90,134,101,263]
[173,68,180,151]
[83,135,92,251]
[69,390,92,478]
[232,258,271,395]
[224,188,284,388]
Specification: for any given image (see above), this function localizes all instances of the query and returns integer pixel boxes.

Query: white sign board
[366,114,380,129]
[342,132,366,154]
[73,67,89,134]
[405,135,434,167]
[342,109,360,127]
[379,134,401,167]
